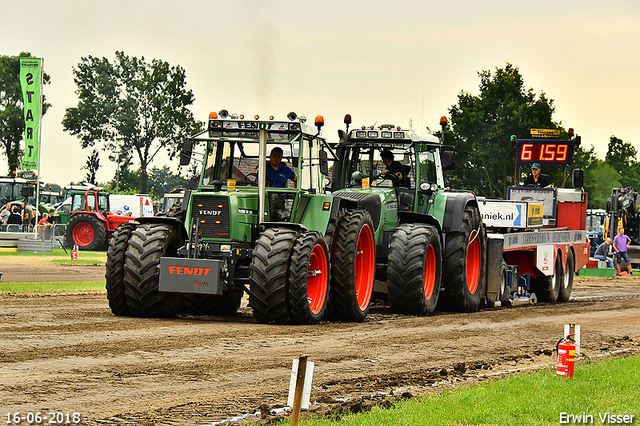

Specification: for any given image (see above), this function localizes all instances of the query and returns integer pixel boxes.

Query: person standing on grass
[613,227,633,275]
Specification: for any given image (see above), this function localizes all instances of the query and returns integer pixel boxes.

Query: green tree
[0,52,51,174]
[147,165,187,199]
[605,136,640,188]
[104,157,140,195]
[62,51,202,193]
[584,160,620,209]
[447,63,561,198]
[82,148,101,184]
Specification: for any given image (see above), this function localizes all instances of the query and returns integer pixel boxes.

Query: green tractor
[105,111,378,323]
[328,115,487,315]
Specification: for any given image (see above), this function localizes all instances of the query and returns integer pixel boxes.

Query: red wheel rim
[423,244,436,299]
[354,224,375,310]
[72,222,95,247]
[466,229,481,294]
[307,243,328,315]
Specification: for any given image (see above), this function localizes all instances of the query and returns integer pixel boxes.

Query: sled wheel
[105,222,138,316]
[440,205,486,312]
[123,223,183,317]
[388,224,442,315]
[532,250,563,303]
[558,249,574,302]
[288,231,330,324]
[249,228,298,324]
[330,210,375,322]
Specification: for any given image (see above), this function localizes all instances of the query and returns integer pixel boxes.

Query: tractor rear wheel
[440,204,486,312]
[105,222,138,316]
[533,251,563,303]
[249,228,298,324]
[66,213,107,251]
[330,210,376,322]
[123,223,183,317]
[288,231,330,324]
[388,224,442,316]
[558,250,574,302]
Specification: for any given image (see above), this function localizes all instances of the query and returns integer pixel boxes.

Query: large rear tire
[67,213,107,251]
[249,228,298,324]
[123,223,183,317]
[105,222,137,316]
[440,204,486,312]
[388,224,442,316]
[288,231,330,324]
[558,250,574,302]
[532,250,563,303]
[330,210,376,322]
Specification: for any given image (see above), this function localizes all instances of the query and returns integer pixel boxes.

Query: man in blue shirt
[255,147,297,187]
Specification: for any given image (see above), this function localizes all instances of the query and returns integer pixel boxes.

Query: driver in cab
[253,147,297,188]
[380,150,407,188]
[524,162,552,188]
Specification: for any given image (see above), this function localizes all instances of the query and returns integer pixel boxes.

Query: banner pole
[33,57,44,237]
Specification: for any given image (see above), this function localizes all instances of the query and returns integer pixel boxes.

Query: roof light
[299,116,307,123]
[287,111,297,121]
[254,115,259,120]
[239,114,244,119]
[356,131,367,138]
[344,114,352,125]
[381,131,392,138]
[219,109,229,119]
[209,111,218,119]
[439,116,448,126]
[315,115,324,127]
[396,126,401,130]
[568,128,574,138]
[361,126,366,130]
[269,115,274,120]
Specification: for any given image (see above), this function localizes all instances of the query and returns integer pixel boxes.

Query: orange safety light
[397,126,401,130]
[361,125,366,130]
[370,125,374,130]
[315,115,325,127]
[209,111,218,119]
[568,128,574,138]
[254,115,260,120]
[323,202,331,210]
[217,204,224,208]
[215,220,222,224]
[439,116,448,126]
[344,114,352,125]
[197,203,204,207]
[199,219,206,224]
[269,115,274,120]
[239,114,244,119]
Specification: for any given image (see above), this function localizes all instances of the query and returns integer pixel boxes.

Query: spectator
[1,203,11,229]
[21,201,32,232]
[613,227,633,275]
[7,206,22,230]
[593,238,614,268]
[38,213,52,240]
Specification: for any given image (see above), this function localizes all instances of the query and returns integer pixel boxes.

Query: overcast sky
[1,0,639,188]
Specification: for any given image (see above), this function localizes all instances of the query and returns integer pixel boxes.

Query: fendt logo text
[198,210,222,216]
[167,266,212,276]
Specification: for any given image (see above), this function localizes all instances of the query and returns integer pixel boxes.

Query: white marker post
[288,354,314,426]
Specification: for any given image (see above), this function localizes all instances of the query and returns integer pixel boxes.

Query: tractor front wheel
[288,231,330,324]
[105,222,138,316]
[440,205,486,312]
[123,223,183,317]
[330,210,376,322]
[388,224,442,316]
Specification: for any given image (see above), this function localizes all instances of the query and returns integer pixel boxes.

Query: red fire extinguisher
[556,334,576,378]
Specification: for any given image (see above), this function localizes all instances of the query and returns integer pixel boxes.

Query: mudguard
[442,192,479,233]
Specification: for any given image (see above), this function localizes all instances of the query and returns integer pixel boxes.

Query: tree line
[0,53,635,206]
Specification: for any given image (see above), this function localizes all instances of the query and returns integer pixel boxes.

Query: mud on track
[1,275,640,425]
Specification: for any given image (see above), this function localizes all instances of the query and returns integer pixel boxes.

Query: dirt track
[1,268,640,425]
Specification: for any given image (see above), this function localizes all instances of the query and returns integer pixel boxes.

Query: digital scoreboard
[516,140,574,165]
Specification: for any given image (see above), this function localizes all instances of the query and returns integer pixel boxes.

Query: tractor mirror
[179,140,193,166]
[441,149,456,170]
[319,150,329,175]
[572,168,584,188]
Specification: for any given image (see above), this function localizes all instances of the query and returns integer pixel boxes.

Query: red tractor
[66,190,134,251]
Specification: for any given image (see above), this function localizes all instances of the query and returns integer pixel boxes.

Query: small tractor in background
[105,110,380,323]
[604,187,640,264]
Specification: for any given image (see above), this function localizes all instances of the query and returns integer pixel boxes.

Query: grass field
[289,356,640,426]
[0,248,107,265]
[0,281,105,293]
